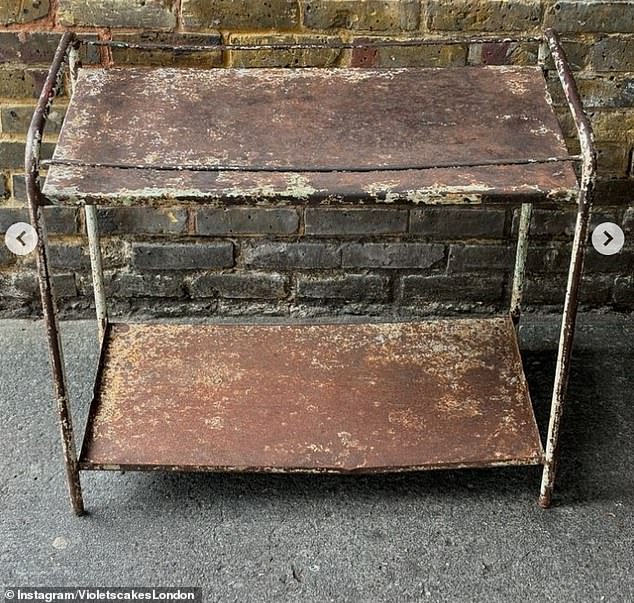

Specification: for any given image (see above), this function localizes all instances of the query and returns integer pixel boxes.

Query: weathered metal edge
[78,320,112,470]
[78,457,544,473]
[41,186,579,208]
[80,36,543,52]
[43,156,580,174]
[78,316,544,473]
[505,313,545,462]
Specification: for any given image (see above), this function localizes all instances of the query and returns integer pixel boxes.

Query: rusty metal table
[26,31,595,515]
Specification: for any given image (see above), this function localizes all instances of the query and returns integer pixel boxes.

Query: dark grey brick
[0,207,78,234]
[342,243,445,269]
[590,36,634,71]
[133,242,234,270]
[48,244,87,270]
[0,141,55,169]
[305,208,407,236]
[243,242,340,269]
[614,275,634,306]
[297,273,390,302]
[1,105,66,135]
[623,207,634,235]
[517,208,621,238]
[399,274,505,303]
[190,272,288,299]
[453,241,633,276]
[0,272,76,298]
[448,244,514,273]
[593,179,634,206]
[215,299,288,317]
[0,244,16,267]
[585,246,634,274]
[10,173,36,202]
[0,273,29,299]
[99,238,130,270]
[525,275,612,305]
[53,274,77,298]
[97,207,187,235]
[410,207,506,238]
[196,208,299,235]
[525,245,570,273]
[108,272,184,298]
[0,174,7,199]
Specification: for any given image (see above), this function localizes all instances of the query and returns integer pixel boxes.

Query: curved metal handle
[543,28,597,194]
[25,31,76,211]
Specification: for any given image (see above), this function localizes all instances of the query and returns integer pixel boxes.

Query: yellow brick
[228,34,344,68]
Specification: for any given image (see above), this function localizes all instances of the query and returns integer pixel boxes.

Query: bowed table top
[43,65,578,206]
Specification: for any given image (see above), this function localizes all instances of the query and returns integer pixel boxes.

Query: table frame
[25,30,596,515]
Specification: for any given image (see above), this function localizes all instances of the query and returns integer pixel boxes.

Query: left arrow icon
[4,222,38,256]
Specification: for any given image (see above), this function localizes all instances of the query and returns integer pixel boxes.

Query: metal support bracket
[510,203,533,324]
[68,41,109,341]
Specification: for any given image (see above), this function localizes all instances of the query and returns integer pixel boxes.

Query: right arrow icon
[592,222,624,256]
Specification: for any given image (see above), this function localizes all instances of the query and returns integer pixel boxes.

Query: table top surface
[44,66,578,205]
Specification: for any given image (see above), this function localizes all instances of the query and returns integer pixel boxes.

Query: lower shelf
[79,316,544,472]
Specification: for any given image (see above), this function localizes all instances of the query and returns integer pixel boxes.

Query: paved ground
[1,314,632,602]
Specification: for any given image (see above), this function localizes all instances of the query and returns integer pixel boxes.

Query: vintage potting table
[26,30,595,515]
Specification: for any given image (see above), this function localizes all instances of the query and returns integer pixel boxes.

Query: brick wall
[1,0,632,318]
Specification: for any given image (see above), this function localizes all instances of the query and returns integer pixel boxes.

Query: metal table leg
[25,32,85,516]
[539,29,597,507]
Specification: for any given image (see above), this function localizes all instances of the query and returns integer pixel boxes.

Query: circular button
[4,222,38,256]
[591,222,624,256]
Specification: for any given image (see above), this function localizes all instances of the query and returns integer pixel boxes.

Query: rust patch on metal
[79,317,543,472]
[44,66,577,205]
